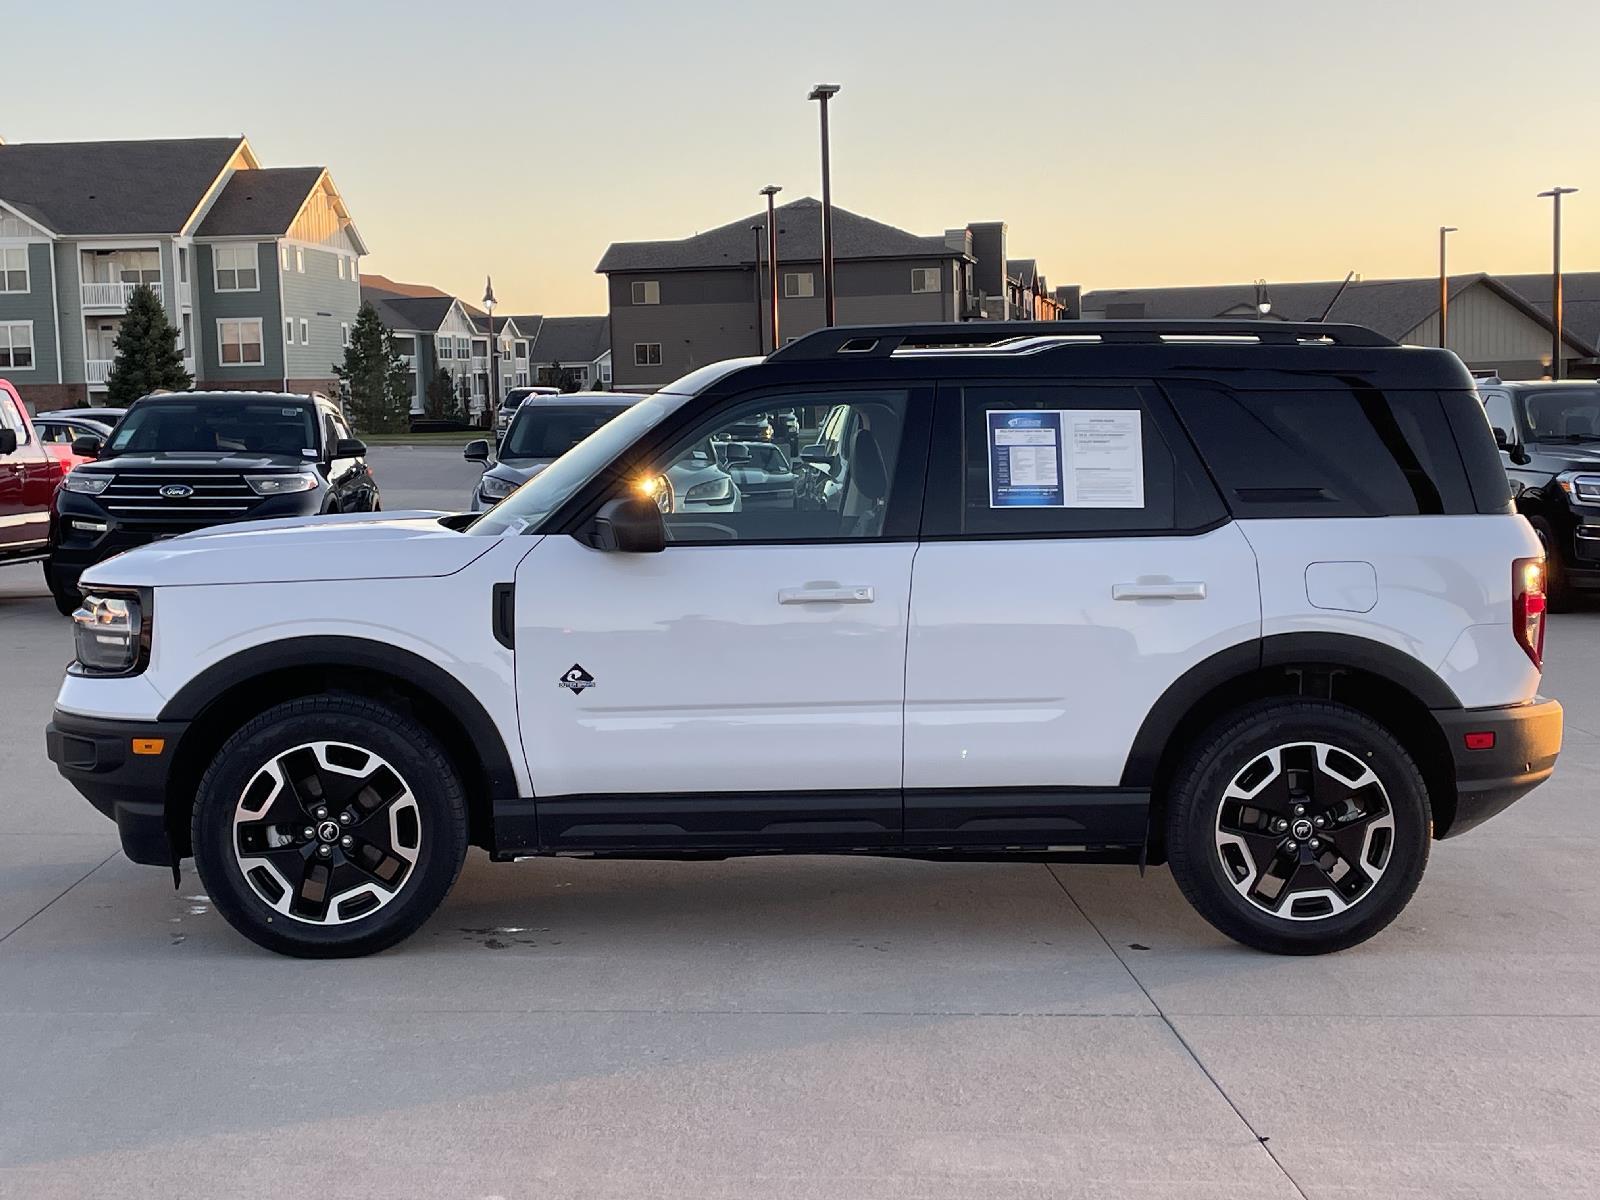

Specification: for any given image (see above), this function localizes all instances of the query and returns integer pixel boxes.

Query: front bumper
[45,709,189,866]
[1435,697,1563,838]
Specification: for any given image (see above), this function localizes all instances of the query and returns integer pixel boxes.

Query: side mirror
[71,435,101,459]
[723,443,753,464]
[333,437,367,458]
[0,428,16,456]
[463,439,491,463]
[1491,426,1512,451]
[586,494,666,553]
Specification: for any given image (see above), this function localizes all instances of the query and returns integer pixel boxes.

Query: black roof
[0,137,242,235]
[362,289,460,333]
[529,315,608,364]
[195,167,325,238]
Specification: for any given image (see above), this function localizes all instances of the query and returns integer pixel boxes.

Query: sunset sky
[6,0,1597,314]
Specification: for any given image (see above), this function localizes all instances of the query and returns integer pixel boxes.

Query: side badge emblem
[558,664,596,695]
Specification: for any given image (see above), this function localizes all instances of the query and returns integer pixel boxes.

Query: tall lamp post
[1438,226,1457,350]
[1538,187,1578,379]
[482,276,498,427]
[751,226,766,353]
[760,185,782,351]
[808,83,841,326]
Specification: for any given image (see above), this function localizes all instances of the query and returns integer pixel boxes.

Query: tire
[191,695,469,958]
[44,561,80,617]
[1528,517,1573,612]
[1166,699,1430,955]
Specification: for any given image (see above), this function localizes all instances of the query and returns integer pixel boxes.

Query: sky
[4,0,1598,314]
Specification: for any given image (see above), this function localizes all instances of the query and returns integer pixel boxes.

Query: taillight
[1512,556,1546,669]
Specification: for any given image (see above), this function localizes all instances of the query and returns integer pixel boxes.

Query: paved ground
[1,445,1598,1197]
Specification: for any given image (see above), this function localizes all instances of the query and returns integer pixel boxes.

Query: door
[513,386,931,851]
[322,407,371,509]
[0,388,53,552]
[903,381,1259,847]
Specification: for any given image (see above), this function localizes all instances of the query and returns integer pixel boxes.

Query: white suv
[46,321,1564,958]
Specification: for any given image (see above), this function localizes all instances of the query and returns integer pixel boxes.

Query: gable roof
[360,273,449,300]
[529,316,608,364]
[362,287,461,334]
[1496,273,1600,354]
[0,137,245,235]
[195,167,327,238]
[1007,258,1038,288]
[596,196,964,274]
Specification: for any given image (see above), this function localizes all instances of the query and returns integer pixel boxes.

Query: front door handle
[778,585,875,604]
[1113,581,1207,601]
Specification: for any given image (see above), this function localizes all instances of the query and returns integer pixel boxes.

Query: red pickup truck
[0,378,65,567]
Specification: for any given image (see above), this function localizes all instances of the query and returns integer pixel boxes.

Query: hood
[484,459,553,486]
[1526,441,1600,466]
[85,451,315,472]
[81,511,498,588]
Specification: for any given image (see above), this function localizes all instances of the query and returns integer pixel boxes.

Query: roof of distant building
[195,167,327,238]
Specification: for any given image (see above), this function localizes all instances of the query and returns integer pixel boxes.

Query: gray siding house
[0,136,366,408]
[363,288,487,416]
[505,315,611,389]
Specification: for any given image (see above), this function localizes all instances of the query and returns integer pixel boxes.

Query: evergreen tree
[334,302,411,433]
[539,362,579,393]
[105,285,191,403]
[424,367,464,422]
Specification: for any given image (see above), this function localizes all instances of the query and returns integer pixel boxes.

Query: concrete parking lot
[2,444,1598,1198]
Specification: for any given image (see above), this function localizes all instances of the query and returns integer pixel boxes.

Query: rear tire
[192,695,469,958]
[1529,517,1573,612]
[1166,699,1430,955]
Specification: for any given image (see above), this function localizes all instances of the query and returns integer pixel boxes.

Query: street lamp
[751,225,765,354]
[1253,279,1272,317]
[1538,187,1578,380]
[482,275,498,426]
[808,83,841,326]
[760,185,782,351]
[1439,226,1457,350]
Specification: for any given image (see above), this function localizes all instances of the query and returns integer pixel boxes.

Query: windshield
[468,393,682,535]
[1520,387,1600,441]
[103,401,319,458]
[501,404,630,461]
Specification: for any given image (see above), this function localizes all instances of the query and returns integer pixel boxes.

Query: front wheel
[1166,699,1430,955]
[192,696,469,957]
[44,561,80,617]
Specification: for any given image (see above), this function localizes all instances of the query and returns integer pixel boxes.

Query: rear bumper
[1435,697,1563,838]
[45,710,188,866]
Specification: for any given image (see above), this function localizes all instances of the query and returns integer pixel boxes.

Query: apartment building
[0,137,366,407]
[506,315,611,389]
[360,287,487,415]
[597,198,1062,390]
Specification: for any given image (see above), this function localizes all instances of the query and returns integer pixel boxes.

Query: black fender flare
[158,636,520,799]
[1120,632,1461,788]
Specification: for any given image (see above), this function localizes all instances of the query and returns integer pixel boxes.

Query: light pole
[482,276,498,428]
[808,83,840,326]
[760,185,782,351]
[1439,226,1457,350]
[1538,187,1578,379]
[751,225,765,354]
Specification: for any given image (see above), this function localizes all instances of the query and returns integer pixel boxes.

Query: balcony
[82,281,163,310]
[469,355,489,372]
[87,359,112,386]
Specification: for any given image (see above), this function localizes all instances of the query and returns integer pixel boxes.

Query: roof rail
[767,320,1397,361]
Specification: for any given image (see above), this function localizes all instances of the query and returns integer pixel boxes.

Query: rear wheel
[192,695,468,957]
[1166,700,1430,955]
[1529,517,1573,612]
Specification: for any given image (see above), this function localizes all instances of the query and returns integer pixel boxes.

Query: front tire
[44,561,80,617]
[192,695,469,958]
[1529,516,1573,612]
[1166,700,1430,955]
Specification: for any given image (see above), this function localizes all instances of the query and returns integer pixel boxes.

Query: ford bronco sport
[45,321,1563,958]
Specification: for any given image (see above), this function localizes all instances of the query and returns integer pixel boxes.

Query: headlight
[685,475,734,503]
[72,591,146,675]
[479,474,518,501]
[1558,472,1600,502]
[63,473,112,495]
[245,473,318,496]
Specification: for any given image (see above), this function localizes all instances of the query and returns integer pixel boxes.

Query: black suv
[46,391,379,614]
[1479,379,1600,606]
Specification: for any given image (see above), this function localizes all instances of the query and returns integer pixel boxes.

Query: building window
[514,340,528,360]
[299,318,310,345]
[337,257,346,281]
[218,318,264,366]
[285,318,295,345]
[912,267,941,293]
[783,272,815,298]
[0,247,29,292]
[631,280,660,305]
[281,246,293,272]
[0,321,34,369]
[341,322,351,348]
[214,244,259,292]
[633,342,662,367]
[295,247,305,273]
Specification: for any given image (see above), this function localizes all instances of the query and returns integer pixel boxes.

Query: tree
[334,301,411,433]
[105,284,191,403]
[424,367,465,422]
[538,362,580,393]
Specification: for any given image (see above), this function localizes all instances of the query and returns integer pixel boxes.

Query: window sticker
[987,409,1144,508]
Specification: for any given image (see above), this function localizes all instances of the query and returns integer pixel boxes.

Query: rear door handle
[778,585,875,604]
[1113,581,1207,601]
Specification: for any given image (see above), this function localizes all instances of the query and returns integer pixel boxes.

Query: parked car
[37,406,129,430]
[1478,379,1600,608]
[720,409,801,456]
[0,378,65,569]
[33,415,114,473]
[495,386,562,438]
[466,391,741,518]
[46,320,1562,960]
[45,390,379,615]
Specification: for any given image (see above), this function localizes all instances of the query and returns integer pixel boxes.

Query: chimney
[967,222,1008,316]
[944,227,972,257]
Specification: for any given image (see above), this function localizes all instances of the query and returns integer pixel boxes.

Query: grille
[99,474,265,522]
